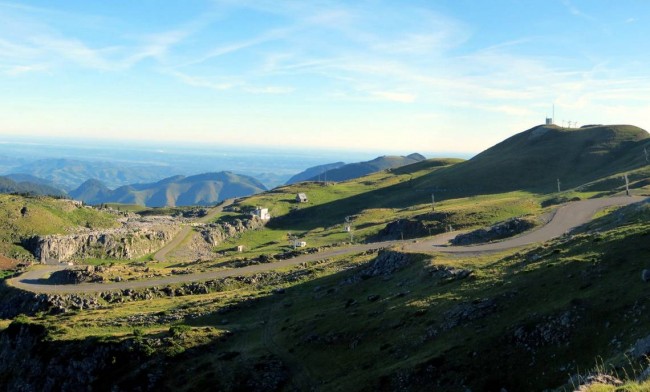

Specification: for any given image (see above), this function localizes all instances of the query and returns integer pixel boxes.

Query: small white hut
[252,207,271,220]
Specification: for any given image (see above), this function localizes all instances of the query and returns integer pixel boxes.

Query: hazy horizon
[0,134,473,190]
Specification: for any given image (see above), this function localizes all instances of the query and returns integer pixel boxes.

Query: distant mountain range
[285,162,346,184]
[11,158,171,191]
[69,171,267,207]
[287,153,426,184]
[0,175,67,197]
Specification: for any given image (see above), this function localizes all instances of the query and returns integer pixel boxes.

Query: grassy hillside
[183,199,650,391]
[219,125,647,244]
[0,194,118,259]
[0,176,67,198]
[411,124,650,198]
[4,196,649,391]
[285,162,346,184]
[2,123,650,390]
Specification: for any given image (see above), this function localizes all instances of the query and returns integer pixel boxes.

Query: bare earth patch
[0,255,20,270]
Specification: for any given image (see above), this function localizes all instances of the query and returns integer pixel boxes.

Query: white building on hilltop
[252,207,271,220]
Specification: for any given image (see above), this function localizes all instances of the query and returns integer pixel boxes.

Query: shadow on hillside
[175,226,650,391]
[266,176,536,232]
[268,135,650,232]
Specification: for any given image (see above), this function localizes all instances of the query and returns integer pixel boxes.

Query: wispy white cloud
[165,69,294,95]
[2,63,50,76]
[244,85,294,94]
[0,1,217,73]
[561,0,595,20]
[165,69,238,90]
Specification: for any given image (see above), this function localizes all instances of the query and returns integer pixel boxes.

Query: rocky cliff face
[199,216,265,246]
[24,216,181,263]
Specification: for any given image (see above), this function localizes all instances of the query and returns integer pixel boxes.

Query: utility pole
[431,192,435,212]
[557,178,561,193]
[288,232,296,249]
[624,174,630,196]
[345,216,353,243]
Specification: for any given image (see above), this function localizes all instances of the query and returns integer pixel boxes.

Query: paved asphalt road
[7,195,646,294]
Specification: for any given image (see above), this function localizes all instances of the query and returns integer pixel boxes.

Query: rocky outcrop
[23,216,180,263]
[451,217,535,246]
[47,266,104,284]
[427,264,473,284]
[569,374,623,391]
[0,320,171,392]
[1,268,314,318]
[512,309,581,351]
[0,318,286,392]
[341,250,412,285]
[199,216,265,246]
[374,212,452,241]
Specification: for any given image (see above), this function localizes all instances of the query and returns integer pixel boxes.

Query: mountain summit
[412,124,649,196]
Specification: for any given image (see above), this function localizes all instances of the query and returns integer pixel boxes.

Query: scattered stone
[441,298,497,330]
[628,334,650,358]
[367,294,380,302]
[345,299,357,308]
[513,309,580,351]
[341,250,412,285]
[451,218,535,245]
[569,374,623,391]
[427,265,473,284]
[641,269,650,282]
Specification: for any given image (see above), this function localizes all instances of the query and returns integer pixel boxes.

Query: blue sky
[1,0,649,154]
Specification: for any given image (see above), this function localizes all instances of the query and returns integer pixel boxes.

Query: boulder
[451,218,535,246]
[642,269,650,282]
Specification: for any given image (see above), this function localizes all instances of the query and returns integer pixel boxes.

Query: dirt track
[152,198,235,262]
[8,196,646,294]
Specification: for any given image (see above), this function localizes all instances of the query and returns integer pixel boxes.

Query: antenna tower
[552,104,555,124]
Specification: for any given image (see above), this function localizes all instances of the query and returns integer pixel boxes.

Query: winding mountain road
[7,195,646,294]
[152,198,235,262]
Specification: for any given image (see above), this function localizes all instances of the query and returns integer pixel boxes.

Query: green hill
[231,124,649,237]
[0,176,68,198]
[412,124,650,197]
[70,171,267,207]
[0,194,118,259]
